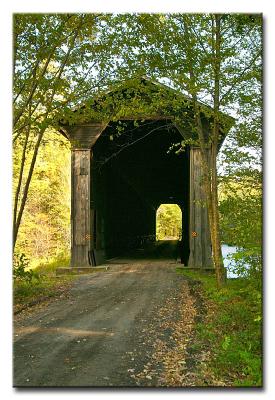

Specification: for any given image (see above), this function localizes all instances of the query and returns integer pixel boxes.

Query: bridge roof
[59,76,235,146]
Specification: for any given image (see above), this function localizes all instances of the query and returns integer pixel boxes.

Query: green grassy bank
[178,270,262,387]
[13,256,75,313]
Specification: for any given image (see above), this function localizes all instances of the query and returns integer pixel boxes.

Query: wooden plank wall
[65,123,107,268]
[70,149,92,267]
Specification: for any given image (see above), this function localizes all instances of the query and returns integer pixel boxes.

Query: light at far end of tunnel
[156,204,182,241]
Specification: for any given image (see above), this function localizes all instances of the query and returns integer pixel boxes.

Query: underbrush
[13,254,74,312]
[178,270,262,387]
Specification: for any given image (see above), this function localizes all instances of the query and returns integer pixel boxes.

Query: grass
[177,269,262,387]
[14,255,76,313]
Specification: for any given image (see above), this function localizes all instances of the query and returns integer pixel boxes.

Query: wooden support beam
[67,123,107,268]
[70,148,92,267]
[63,122,107,149]
[188,147,213,269]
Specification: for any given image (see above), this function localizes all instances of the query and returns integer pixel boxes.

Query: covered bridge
[59,77,233,271]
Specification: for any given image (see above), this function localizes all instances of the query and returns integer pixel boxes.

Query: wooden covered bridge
[59,78,233,271]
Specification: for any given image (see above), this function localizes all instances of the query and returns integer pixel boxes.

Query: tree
[105,13,262,287]
[13,14,127,248]
[182,14,261,287]
[13,130,71,262]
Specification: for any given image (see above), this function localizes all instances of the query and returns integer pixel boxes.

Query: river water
[221,244,245,278]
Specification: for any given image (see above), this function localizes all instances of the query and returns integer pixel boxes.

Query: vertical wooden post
[188,147,213,269]
[62,123,107,268]
[71,148,92,267]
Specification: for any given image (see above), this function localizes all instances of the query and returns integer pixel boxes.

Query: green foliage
[180,270,262,386]
[156,204,182,240]
[13,130,71,265]
[219,172,262,285]
[13,253,40,283]
[221,335,231,350]
[14,255,72,309]
[227,248,262,286]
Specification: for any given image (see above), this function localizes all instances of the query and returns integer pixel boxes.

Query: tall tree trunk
[13,106,31,243]
[211,14,226,286]
[184,14,226,287]
[13,128,45,248]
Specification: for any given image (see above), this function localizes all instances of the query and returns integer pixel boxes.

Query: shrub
[13,253,40,283]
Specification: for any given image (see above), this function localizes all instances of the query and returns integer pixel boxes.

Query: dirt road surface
[13,242,204,387]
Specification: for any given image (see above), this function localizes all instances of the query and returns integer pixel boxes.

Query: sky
[0,1,274,399]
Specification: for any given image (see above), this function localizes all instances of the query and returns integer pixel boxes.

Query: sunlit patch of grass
[35,255,70,275]
[28,254,70,271]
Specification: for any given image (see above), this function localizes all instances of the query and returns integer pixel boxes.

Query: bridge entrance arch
[59,78,233,270]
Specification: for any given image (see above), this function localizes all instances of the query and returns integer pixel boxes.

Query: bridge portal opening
[89,119,191,265]
[156,204,182,241]
[61,78,233,271]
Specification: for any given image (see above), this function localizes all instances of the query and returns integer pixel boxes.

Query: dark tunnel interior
[92,119,190,264]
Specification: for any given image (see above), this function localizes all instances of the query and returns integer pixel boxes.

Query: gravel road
[13,242,191,387]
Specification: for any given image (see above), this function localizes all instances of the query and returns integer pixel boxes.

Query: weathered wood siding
[66,123,107,149]
[188,147,213,269]
[71,149,92,267]
[64,123,107,268]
